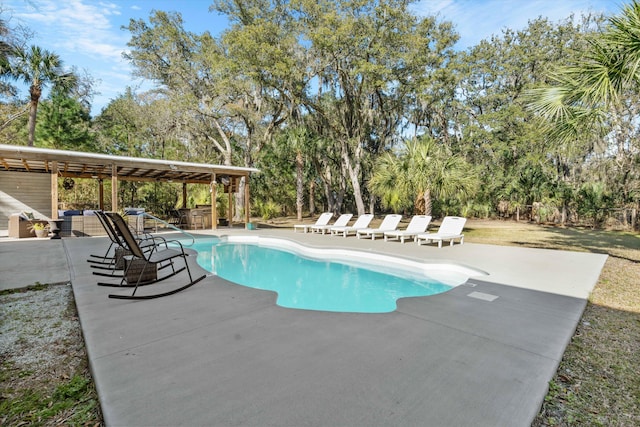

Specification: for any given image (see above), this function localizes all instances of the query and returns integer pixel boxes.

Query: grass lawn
[1,218,638,426]
[462,220,640,426]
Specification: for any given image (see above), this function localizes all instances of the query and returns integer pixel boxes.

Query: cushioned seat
[8,213,49,238]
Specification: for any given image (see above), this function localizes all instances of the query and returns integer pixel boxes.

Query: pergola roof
[0,144,259,184]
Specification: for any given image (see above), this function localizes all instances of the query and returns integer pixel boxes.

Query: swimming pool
[191,236,483,313]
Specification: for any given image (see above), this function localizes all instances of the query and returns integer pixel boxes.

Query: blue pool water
[191,238,453,313]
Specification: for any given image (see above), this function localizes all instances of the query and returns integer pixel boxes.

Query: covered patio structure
[0,144,259,230]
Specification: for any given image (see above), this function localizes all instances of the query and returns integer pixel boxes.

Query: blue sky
[1,0,622,116]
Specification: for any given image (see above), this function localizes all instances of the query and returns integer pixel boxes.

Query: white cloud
[10,0,128,63]
[2,0,137,114]
[413,0,619,48]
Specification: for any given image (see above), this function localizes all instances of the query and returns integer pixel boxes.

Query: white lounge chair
[415,216,467,248]
[383,215,432,243]
[311,213,353,234]
[356,214,402,240]
[294,212,333,233]
[330,214,374,237]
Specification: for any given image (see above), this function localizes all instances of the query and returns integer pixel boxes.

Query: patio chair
[294,212,333,233]
[415,216,467,248]
[100,212,205,300]
[92,211,178,279]
[355,214,402,240]
[330,214,374,237]
[88,210,125,268]
[88,211,157,277]
[383,215,432,243]
[311,213,353,235]
[168,209,188,229]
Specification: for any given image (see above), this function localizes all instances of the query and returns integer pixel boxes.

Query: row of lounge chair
[294,214,466,247]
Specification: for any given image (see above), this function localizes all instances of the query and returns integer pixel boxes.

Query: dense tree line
[1,1,639,228]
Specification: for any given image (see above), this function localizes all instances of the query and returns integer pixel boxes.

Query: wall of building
[0,171,52,230]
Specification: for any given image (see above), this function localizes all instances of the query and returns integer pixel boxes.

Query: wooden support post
[182,182,187,209]
[111,164,118,212]
[51,161,59,219]
[211,174,217,230]
[228,184,233,228]
[98,179,104,210]
[244,175,250,228]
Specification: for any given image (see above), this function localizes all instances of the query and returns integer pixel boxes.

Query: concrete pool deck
[1,228,607,426]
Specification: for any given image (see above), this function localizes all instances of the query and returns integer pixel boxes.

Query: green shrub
[255,200,281,220]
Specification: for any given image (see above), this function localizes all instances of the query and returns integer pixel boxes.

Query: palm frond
[606,0,640,83]
[524,85,575,122]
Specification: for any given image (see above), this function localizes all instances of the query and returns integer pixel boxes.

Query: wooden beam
[182,182,187,209]
[52,172,211,184]
[0,145,259,181]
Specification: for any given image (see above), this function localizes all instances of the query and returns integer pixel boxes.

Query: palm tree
[368,151,410,213]
[370,137,476,216]
[525,1,640,221]
[527,1,640,143]
[0,45,75,146]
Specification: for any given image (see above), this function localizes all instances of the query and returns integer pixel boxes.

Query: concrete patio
[1,228,607,426]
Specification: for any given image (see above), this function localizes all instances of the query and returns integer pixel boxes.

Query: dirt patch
[0,283,102,426]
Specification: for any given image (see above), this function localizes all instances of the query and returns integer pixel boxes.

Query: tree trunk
[423,189,432,217]
[316,154,346,214]
[309,180,315,215]
[321,176,344,215]
[210,117,233,166]
[350,173,366,215]
[296,150,303,221]
[28,84,41,147]
[340,142,366,215]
